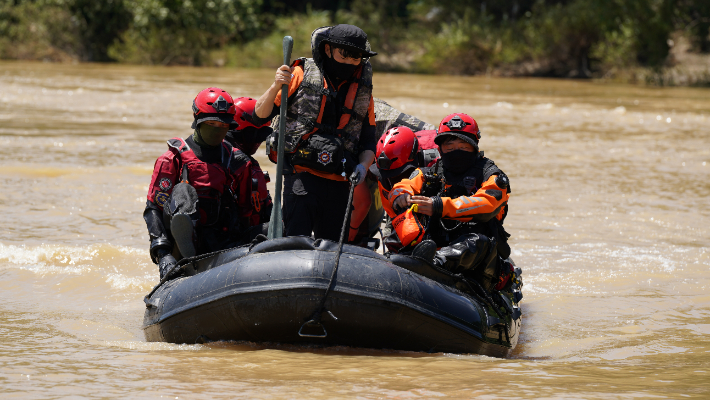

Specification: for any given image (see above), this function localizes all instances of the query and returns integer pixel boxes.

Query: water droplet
[666,117,671,123]
[443,102,449,108]
[656,115,662,121]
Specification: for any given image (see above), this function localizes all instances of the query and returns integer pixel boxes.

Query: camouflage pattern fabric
[272,58,325,153]
[373,98,436,138]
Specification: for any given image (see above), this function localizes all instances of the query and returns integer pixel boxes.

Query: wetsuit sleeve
[388,168,425,210]
[146,151,179,210]
[144,151,179,242]
[440,174,510,222]
[143,201,166,242]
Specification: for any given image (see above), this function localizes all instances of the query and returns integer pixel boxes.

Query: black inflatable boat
[142,237,523,357]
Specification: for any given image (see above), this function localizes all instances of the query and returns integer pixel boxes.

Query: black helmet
[311,25,377,65]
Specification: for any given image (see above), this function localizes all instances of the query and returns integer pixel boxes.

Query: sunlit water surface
[1,61,709,399]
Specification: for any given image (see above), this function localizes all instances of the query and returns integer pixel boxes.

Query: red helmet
[434,113,481,148]
[232,97,270,131]
[376,126,419,178]
[191,87,236,129]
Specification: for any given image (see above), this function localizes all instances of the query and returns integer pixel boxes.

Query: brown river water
[1,61,709,399]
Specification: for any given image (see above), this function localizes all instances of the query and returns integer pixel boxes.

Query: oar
[267,35,293,239]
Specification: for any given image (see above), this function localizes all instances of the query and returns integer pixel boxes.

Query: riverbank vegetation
[1,0,708,85]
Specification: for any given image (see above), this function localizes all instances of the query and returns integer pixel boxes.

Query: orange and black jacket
[253,63,377,181]
[388,154,511,256]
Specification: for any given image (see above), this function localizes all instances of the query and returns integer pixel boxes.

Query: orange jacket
[389,168,509,223]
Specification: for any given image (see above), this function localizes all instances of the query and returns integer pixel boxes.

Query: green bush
[0,0,83,61]
[108,0,263,65]
[218,9,331,68]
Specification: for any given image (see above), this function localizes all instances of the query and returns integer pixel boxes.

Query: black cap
[323,24,377,57]
[434,132,480,152]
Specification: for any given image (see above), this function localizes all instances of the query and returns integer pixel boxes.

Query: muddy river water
[1,61,709,398]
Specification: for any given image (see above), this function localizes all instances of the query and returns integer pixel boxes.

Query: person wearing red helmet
[143,87,250,280]
[387,113,512,293]
[225,97,274,237]
[346,126,440,246]
[252,25,378,242]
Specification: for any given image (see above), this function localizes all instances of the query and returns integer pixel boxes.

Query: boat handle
[298,319,328,338]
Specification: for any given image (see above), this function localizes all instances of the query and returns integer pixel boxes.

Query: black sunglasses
[335,47,364,60]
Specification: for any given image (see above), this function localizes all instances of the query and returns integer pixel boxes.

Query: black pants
[437,233,500,292]
[283,172,350,242]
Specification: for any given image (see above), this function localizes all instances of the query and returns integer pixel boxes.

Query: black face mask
[324,56,359,83]
[441,149,478,174]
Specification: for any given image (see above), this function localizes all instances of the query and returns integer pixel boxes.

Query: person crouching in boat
[224,97,274,240]
[351,126,439,246]
[253,24,378,242]
[143,88,248,280]
[388,113,512,293]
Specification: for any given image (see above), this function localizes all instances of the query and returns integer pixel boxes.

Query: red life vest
[246,158,270,227]
[167,137,234,198]
[229,147,271,227]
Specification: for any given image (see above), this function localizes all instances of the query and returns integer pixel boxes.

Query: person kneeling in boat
[351,126,439,244]
[225,97,274,240]
[253,24,378,242]
[143,88,248,280]
[388,113,512,293]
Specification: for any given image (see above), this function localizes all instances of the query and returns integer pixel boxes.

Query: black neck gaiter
[324,57,359,85]
[441,149,478,175]
[187,134,222,164]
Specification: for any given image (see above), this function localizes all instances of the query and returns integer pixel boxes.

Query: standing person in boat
[253,24,378,242]
[388,113,512,293]
[143,88,248,280]
[225,97,274,240]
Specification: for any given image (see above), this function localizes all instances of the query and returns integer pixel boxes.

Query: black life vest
[421,153,511,258]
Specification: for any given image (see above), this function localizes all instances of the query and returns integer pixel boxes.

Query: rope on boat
[298,176,358,338]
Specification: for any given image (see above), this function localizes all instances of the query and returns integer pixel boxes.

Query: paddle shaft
[267,36,293,239]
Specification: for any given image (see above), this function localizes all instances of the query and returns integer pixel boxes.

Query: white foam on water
[0,241,156,292]
[514,242,705,297]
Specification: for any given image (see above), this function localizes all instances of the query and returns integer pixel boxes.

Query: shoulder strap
[168,137,191,183]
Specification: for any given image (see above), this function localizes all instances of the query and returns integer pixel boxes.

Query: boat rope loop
[298,176,358,338]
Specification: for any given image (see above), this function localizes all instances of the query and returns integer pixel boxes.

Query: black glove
[158,253,179,280]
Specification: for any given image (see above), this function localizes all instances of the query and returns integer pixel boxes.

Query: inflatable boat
[142,236,523,357]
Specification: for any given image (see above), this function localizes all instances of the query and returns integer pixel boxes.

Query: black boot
[158,253,179,280]
[436,234,489,273]
[411,239,437,265]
